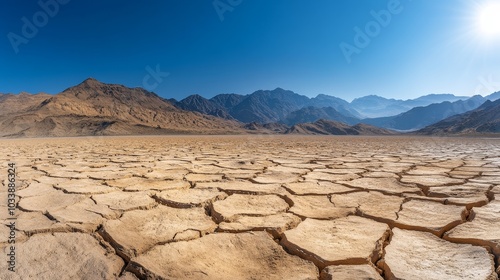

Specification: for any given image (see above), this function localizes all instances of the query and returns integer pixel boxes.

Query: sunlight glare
[478,2,500,37]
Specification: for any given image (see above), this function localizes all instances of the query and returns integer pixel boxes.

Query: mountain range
[417,98,500,135]
[362,95,488,131]
[1,78,499,137]
[350,94,470,118]
[173,88,499,132]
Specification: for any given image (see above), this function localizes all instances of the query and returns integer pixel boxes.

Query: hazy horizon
[1,0,499,101]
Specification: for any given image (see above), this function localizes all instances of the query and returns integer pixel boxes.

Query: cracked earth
[1,135,499,280]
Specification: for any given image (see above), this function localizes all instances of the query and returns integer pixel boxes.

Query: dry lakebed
[0,135,499,280]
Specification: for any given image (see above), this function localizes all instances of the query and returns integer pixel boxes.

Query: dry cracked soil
[0,135,499,280]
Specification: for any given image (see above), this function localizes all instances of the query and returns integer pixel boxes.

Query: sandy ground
[0,135,499,279]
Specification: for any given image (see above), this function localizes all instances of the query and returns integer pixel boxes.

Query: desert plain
[0,135,499,280]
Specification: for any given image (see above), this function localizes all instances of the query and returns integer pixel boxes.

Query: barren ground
[1,135,499,279]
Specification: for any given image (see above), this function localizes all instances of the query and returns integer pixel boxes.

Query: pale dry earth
[0,135,499,279]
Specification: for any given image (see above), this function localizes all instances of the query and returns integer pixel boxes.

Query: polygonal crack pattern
[0,136,499,279]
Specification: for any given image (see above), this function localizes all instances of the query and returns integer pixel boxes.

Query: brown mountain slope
[0,78,243,137]
[286,119,397,135]
[243,122,289,134]
[0,92,52,115]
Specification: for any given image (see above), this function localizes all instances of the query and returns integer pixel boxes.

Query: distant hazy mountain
[351,94,469,118]
[175,94,234,119]
[405,94,468,106]
[286,119,396,135]
[283,106,360,126]
[307,94,362,118]
[351,95,401,117]
[486,91,500,101]
[362,96,487,131]
[228,88,310,123]
[0,78,243,137]
[417,98,500,135]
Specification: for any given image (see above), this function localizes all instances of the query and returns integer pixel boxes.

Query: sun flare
[477,2,500,37]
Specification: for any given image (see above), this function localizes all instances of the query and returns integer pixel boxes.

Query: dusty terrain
[0,135,499,279]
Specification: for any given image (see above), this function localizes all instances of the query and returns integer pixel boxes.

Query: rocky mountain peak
[80,77,102,87]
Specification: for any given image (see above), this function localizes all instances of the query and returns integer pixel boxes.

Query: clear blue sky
[1,0,499,101]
